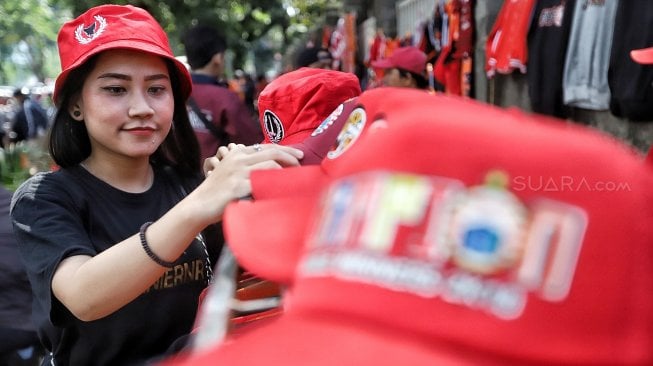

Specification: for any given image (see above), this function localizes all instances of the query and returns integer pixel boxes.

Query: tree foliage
[0,0,68,84]
[54,0,337,74]
[1,0,339,85]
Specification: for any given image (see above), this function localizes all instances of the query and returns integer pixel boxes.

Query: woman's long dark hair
[49,53,201,178]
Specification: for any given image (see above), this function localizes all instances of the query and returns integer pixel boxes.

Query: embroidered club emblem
[302,170,588,320]
[326,107,366,159]
[263,110,284,143]
[75,15,107,45]
[311,103,345,137]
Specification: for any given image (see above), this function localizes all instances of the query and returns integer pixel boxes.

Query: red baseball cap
[170,88,653,365]
[631,46,653,65]
[258,68,361,145]
[249,88,441,202]
[371,46,427,75]
[53,4,192,104]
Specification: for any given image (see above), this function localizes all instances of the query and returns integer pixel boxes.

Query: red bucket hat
[53,4,191,104]
[258,68,361,145]
[371,46,427,75]
[171,88,653,366]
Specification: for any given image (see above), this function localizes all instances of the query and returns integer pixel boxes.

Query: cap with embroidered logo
[53,4,191,104]
[174,88,653,366]
[286,97,358,166]
[371,46,427,76]
[258,68,361,145]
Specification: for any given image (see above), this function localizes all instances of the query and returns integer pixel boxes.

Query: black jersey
[11,165,215,365]
[608,1,653,121]
[527,0,576,118]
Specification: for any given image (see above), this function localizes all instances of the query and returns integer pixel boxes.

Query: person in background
[182,25,263,162]
[10,5,302,365]
[630,45,653,163]
[370,46,429,90]
[295,46,334,69]
[253,74,269,112]
[0,186,44,366]
[10,88,48,143]
[234,70,256,114]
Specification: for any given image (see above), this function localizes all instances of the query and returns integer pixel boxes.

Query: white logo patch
[326,107,366,159]
[311,103,345,137]
[263,110,284,143]
[75,15,107,45]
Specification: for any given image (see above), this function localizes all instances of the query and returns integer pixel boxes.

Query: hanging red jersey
[485,0,536,78]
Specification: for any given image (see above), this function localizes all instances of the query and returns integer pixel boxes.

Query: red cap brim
[53,41,191,104]
[223,196,318,284]
[370,58,394,69]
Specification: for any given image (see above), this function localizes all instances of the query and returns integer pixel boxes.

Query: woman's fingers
[247,143,304,160]
[202,156,220,177]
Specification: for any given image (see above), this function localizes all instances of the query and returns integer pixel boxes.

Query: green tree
[50,0,339,73]
[0,0,67,85]
[0,0,339,84]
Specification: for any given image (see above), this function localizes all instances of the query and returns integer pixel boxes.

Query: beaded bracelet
[139,221,176,268]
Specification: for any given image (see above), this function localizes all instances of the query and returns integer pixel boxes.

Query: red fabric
[443,57,462,95]
[453,0,474,58]
[54,4,191,103]
[370,46,427,75]
[485,0,536,77]
[368,33,385,65]
[433,45,451,86]
[288,97,359,166]
[166,88,653,365]
[257,68,361,145]
[191,83,261,161]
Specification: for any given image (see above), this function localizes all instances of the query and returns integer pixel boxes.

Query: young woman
[10,5,302,365]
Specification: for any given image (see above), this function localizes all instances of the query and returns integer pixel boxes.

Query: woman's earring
[73,110,81,118]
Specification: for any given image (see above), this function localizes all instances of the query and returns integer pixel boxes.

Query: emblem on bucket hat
[74,15,107,44]
[54,4,192,103]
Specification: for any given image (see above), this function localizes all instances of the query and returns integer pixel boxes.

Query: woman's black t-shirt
[11,165,214,365]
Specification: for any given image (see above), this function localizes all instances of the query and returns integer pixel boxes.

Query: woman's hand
[203,143,245,177]
[193,143,304,224]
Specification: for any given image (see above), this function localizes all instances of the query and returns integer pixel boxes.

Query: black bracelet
[139,222,176,268]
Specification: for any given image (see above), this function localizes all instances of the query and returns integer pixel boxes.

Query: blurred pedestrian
[371,46,429,89]
[295,46,334,69]
[10,5,302,365]
[0,186,44,366]
[182,25,263,162]
[253,74,269,112]
[10,88,48,143]
[630,45,653,162]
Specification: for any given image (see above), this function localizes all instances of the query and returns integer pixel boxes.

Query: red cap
[54,4,191,104]
[288,97,358,165]
[371,46,427,75]
[249,88,439,201]
[258,68,361,145]
[630,46,653,65]
[172,88,653,366]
